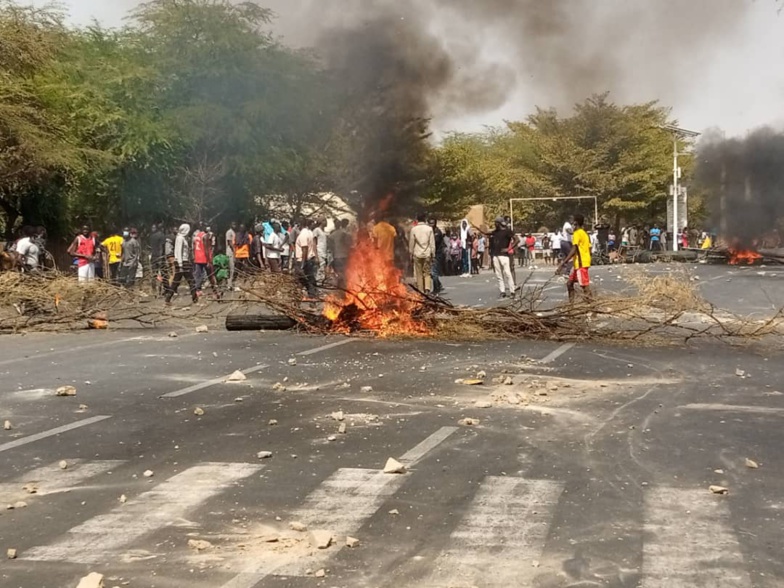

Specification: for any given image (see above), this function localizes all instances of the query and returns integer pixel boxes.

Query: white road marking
[539,342,576,364]
[161,364,269,398]
[423,478,563,587]
[680,403,784,415]
[0,336,144,367]
[0,416,112,453]
[222,427,457,588]
[643,487,752,588]
[24,462,262,564]
[0,459,124,501]
[296,338,356,356]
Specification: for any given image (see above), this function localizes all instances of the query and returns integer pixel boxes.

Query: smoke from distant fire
[696,128,784,244]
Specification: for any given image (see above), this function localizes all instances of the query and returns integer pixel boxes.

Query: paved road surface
[1,326,783,587]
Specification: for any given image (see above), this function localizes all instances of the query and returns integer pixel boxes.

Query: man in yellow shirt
[557,214,592,302]
[372,218,397,263]
[102,230,125,283]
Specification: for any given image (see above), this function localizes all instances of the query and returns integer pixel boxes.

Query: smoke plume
[696,128,784,245]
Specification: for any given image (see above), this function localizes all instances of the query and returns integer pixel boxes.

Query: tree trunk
[225,313,297,331]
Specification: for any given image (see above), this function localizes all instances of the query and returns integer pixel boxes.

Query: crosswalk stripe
[0,459,125,502]
[642,487,752,588]
[422,477,563,587]
[222,427,458,588]
[23,462,262,564]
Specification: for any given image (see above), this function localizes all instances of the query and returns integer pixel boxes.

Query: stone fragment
[256,451,273,459]
[13,501,27,509]
[346,536,360,548]
[503,376,514,386]
[226,371,247,383]
[7,548,17,559]
[75,572,104,588]
[195,325,209,333]
[360,386,373,394]
[78,404,89,411]
[327,435,337,442]
[709,485,729,495]
[119,494,127,504]
[3,420,11,430]
[168,332,178,338]
[289,521,307,532]
[188,539,213,551]
[268,419,278,426]
[22,483,38,494]
[475,401,493,409]
[331,411,345,422]
[476,371,487,380]
[59,460,68,470]
[143,470,154,478]
[535,389,548,397]
[193,407,205,417]
[338,423,347,434]
[735,369,745,377]
[287,358,297,366]
[314,569,326,578]
[745,458,759,469]
[458,379,484,386]
[272,382,286,391]
[56,386,77,397]
[383,458,406,474]
[309,530,333,549]
[388,509,400,515]
[459,418,479,426]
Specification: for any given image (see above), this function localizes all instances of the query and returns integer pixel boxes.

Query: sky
[50,0,784,138]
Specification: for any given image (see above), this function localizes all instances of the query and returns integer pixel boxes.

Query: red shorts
[568,267,590,287]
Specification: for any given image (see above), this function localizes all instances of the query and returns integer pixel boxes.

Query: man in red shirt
[67,225,97,283]
[525,233,536,267]
[192,223,220,299]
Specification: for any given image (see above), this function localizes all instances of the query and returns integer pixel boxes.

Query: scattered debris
[22,483,38,494]
[78,404,89,411]
[289,521,307,532]
[59,460,68,470]
[503,376,514,386]
[234,397,244,403]
[735,369,746,378]
[7,548,17,559]
[287,358,297,366]
[187,539,213,551]
[272,382,286,392]
[383,458,406,474]
[256,451,273,459]
[327,435,337,442]
[476,370,487,380]
[745,458,759,469]
[226,370,247,383]
[75,572,104,588]
[535,389,548,397]
[360,386,373,394]
[55,386,77,397]
[709,485,729,495]
[143,470,154,478]
[314,569,326,578]
[268,419,278,426]
[195,325,209,333]
[475,401,492,409]
[388,509,400,516]
[193,407,205,417]
[331,411,345,422]
[456,379,484,386]
[13,501,27,509]
[168,332,179,338]
[346,536,360,548]
[119,494,127,504]
[3,420,11,430]
[459,418,479,426]
[338,423,347,435]
[309,530,333,549]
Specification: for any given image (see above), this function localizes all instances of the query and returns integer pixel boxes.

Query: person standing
[490,218,516,298]
[280,221,291,271]
[560,217,574,264]
[192,223,210,292]
[68,226,97,283]
[649,223,662,251]
[525,233,537,268]
[541,233,552,265]
[295,219,318,299]
[428,217,445,294]
[264,221,284,273]
[476,233,486,270]
[313,218,329,283]
[234,224,251,275]
[165,224,198,305]
[225,222,237,288]
[149,224,166,295]
[164,226,176,291]
[119,228,141,288]
[328,218,352,289]
[372,217,397,264]
[409,213,436,293]
[14,226,40,272]
[557,214,592,303]
[102,230,124,283]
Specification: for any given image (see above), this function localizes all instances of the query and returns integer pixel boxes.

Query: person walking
[192,223,211,292]
[149,224,166,295]
[119,228,141,288]
[328,218,352,289]
[409,213,436,293]
[264,221,284,273]
[296,219,318,299]
[225,222,237,288]
[68,225,97,283]
[313,218,329,283]
[165,224,198,306]
[490,218,515,298]
[428,217,445,294]
[557,214,593,303]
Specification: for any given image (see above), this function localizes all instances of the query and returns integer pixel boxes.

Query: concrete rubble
[346,536,360,548]
[195,325,209,333]
[289,521,307,532]
[709,485,729,495]
[309,530,333,549]
[7,548,17,559]
[55,386,77,397]
[59,460,68,470]
[745,458,759,469]
[3,420,11,430]
[193,407,205,416]
[383,458,406,474]
[226,370,247,383]
[75,572,104,588]
[187,539,213,551]
[256,451,273,459]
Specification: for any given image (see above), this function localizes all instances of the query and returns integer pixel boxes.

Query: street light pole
[661,124,700,252]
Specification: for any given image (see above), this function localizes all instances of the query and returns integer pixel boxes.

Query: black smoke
[696,128,784,245]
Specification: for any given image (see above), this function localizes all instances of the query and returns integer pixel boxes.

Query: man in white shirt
[295,219,318,299]
[409,213,436,293]
[312,218,329,283]
[560,217,574,273]
[225,222,236,288]
[264,222,284,273]
[15,226,40,271]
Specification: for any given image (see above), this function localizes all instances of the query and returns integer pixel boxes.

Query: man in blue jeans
[650,223,662,251]
[429,217,445,294]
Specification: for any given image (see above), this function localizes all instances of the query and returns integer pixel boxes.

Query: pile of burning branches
[243,266,783,346]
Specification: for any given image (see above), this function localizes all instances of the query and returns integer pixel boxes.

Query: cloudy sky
[50,0,784,138]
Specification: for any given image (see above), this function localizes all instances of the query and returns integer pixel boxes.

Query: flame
[728,248,763,265]
[323,236,428,337]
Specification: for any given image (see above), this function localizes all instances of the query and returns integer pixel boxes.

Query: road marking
[680,403,784,415]
[222,427,457,588]
[539,342,575,364]
[0,336,144,367]
[0,416,112,453]
[423,478,562,587]
[161,364,269,398]
[643,487,752,588]
[0,459,125,501]
[24,462,262,564]
[296,338,355,356]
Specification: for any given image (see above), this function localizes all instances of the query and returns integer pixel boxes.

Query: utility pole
[661,125,700,251]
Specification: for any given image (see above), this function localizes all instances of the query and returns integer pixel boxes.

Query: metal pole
[594,197,599,230]
[509,199,514,231]
[673,136,679,252]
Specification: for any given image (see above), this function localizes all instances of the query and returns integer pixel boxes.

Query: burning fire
[729,248,762,265]
[323,237,429,337]
[728,248,763,265]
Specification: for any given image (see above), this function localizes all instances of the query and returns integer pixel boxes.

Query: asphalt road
[1,322,783,587]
